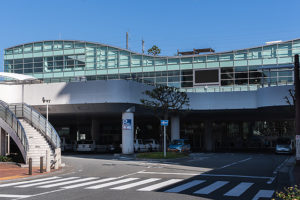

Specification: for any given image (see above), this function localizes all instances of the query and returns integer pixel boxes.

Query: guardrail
[0,100,28,154]
[9,103,60,149]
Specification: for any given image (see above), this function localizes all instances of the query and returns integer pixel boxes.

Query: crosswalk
[0,176,275,199]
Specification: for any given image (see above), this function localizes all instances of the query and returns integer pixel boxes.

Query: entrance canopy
[0,72,37,81]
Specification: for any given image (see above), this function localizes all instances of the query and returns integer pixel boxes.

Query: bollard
[54,149,58,170]
[40,157,43,173]
[46,150,50,172]
[28,158,32,175]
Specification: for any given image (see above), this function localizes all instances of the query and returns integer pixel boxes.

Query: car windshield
[171,140,183,145]
[144,140,152,144]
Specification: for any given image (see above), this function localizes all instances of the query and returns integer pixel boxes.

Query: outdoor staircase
[19,119,55,166]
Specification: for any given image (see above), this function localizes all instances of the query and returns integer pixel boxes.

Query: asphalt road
[0,153,292,200]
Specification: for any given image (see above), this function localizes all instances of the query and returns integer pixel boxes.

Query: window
[194,69,219,85]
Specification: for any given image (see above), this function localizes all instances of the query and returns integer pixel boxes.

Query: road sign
[161,120,168,126]
[122,119,132,130]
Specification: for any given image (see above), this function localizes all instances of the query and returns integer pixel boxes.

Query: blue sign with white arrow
[161,120,169,126]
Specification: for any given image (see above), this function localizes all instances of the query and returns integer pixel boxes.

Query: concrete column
[204,121,214,152]
[0,128,3,156]
[171,115,180,141]
[0,129,8,156]
[91,119,100,141]
[122,112,134,154]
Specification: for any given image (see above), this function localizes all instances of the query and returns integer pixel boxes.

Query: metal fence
[0,100,28,153]
[9,103,60,149]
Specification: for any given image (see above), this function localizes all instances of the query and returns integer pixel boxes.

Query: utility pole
[126,32,128,49]
[295,54,300,164]
[142,40,144,54]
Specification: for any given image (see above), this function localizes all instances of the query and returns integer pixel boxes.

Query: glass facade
[4,39,299,92]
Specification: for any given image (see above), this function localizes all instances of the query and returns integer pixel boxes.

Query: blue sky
[1,0,299,71]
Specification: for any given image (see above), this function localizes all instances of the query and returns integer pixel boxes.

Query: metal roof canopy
[0,72,37,81]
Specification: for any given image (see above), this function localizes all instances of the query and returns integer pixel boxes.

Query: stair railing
[9,103,60,149]
[0,100,28,159]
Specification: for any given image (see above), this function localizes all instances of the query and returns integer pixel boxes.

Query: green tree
[140,85,189,120]
[140,85,190,149]
[147,45,161,56]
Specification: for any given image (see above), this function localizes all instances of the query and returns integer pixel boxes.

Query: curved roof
[4,38,300,58]
[0,72,37,81]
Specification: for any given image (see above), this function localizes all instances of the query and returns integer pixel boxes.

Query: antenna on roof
[142,39,144,54]
[126,32,129,49]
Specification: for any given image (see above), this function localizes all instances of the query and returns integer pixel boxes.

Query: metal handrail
[0,100,29,155]
[8,103,60,149]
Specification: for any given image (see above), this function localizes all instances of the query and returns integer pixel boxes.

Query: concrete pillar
[0,128,4,156]
[91,119,100,141]
[122,112,134,154]
[171,115,180,141]
[204,121,214,152]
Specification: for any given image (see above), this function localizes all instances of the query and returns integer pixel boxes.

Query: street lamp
[42,97,51,121]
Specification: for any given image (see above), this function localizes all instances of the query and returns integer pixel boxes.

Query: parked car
[275,137,294,154]
[143,139,160,151]
[76,140,96,152]
[168,139,191,153]
[134,139,148,152]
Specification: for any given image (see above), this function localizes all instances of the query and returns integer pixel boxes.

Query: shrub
[273,185,300,200]
[0,155,12,162]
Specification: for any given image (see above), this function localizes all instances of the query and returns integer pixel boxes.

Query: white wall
[0,80,293,110]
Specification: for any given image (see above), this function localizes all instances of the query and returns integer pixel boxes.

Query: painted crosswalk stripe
[0,176,60,187]
[194,181,229,194]
[224,182,253,197]
[38,177,98,188]
[252,190,274,200]
[165,180,206,193]
[111,178,160,190]
[16,177,79,188]
[0,194,32,198]
[138,179,183,192]
[62,178,118,189]
[86,178,139,189]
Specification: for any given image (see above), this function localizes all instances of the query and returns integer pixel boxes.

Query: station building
[1,39,299,152]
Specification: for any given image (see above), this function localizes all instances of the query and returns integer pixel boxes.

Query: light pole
[42,97,51,135]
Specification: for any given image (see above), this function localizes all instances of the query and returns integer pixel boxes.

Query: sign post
[161,120,169,158]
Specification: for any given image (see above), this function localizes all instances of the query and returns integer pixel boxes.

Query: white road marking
[62,178,118,189]
[218,157,252,169]
[0,194,32,198]
[273,157,290,174]
[252,189,274,200]
[199,173,273,179]
[111,178,160,190]
[165,180,206,193]
[194,181,229,194]
[224,182,253,197]
[15,188,67,200]
[38,177,97,188]
[16,177,79,188]
[0,176,60,187]
[138,179,183,191]
[137,171,200,176]
[85,178,139,189]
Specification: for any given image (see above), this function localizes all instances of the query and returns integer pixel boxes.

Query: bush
[273,185,300,200]
[0,156,12,162]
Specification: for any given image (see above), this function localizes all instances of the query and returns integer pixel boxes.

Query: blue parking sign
[161,120,168,126]
[122,119,132,130]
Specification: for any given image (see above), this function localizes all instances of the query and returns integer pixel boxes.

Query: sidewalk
[0,162,55,181]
